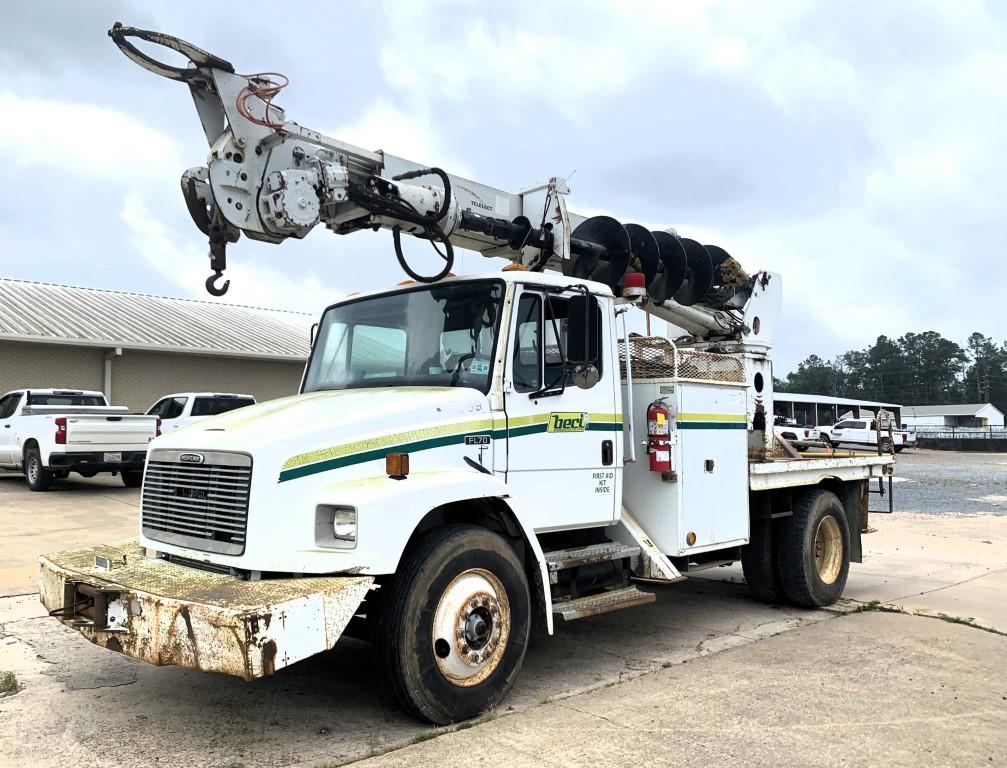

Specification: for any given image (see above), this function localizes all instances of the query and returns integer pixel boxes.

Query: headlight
[332,507,357,541]
[315,505,357,548]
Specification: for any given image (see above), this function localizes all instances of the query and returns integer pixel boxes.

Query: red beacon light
[622,271,646,302]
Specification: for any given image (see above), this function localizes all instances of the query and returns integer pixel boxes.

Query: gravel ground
[893,448,1007,516]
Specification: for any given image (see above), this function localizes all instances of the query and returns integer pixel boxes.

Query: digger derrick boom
[108,23,777,345]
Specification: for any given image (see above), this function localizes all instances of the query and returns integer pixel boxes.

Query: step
[544,542,641,572]
[552,585,656,621]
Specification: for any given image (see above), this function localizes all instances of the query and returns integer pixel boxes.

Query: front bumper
[39,540,373,679]
[49,451,147,472]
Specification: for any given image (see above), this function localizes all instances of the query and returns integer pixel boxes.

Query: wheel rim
[814,515,843,585]
[27,457,38,484]
[431,568,510,688]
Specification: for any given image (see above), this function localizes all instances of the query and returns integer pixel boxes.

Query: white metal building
[901,403,1005,428]
[0,278,314,412]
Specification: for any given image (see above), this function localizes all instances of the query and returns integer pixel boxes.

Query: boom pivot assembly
[108,23,778,344]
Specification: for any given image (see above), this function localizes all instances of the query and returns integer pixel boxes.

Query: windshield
[303,280,504,394]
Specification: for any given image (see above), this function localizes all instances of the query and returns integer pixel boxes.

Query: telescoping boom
[108,23,771,342]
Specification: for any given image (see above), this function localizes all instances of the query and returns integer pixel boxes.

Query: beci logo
[179,453,205,464]
[547,412,588,433]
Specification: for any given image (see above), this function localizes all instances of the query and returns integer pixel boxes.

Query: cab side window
[512,294,541,393]
[0,394,22,419]
[512,292,604,394]
[163,397,187,419]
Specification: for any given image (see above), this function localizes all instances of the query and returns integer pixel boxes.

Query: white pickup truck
[0,389,159,490]
[146,392,256,434]
[829,415,905,453]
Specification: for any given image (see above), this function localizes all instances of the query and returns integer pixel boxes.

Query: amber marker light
[386,453,410,479]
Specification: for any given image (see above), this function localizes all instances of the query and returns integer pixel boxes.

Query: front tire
[880,437,892,453]
[776,489,850,607]
[374,524,531,724]
[121,470,143,488]
[25,448,53,492]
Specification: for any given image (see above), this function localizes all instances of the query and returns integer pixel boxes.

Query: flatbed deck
[749,453,894,491]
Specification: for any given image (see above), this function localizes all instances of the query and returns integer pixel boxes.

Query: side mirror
[571,364,600,389]
[566,294,600,365]
[310,322,319,346]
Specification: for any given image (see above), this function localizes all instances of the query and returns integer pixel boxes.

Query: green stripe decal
[678,421,747,430]
[278,418,624,482]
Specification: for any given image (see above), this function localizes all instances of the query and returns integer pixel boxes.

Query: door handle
[601,439,613,466]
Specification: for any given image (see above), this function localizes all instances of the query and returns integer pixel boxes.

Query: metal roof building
[773,391,902,426]
[901,403,1004,427]
[0,278,314,411]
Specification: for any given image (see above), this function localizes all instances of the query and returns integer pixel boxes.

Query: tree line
[775,331,1007,412]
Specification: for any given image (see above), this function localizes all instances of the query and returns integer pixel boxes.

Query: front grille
[141,450,252,556]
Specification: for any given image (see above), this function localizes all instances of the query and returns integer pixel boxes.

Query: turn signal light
[55,417,67,445]
[386,452,409,479]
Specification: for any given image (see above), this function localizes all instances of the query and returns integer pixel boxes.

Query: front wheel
[880,436,892,453]
[776,489,850,607]
[25,448,53,492]
[374,524,531,724]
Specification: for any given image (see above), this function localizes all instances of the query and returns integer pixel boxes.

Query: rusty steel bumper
[38,540,373,679]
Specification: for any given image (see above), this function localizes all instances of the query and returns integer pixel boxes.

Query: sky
[1,0,1005,375]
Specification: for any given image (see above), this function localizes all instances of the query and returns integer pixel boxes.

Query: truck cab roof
[338,270,615,307]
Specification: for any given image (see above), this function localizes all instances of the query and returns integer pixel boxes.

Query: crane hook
[205,270,230,296]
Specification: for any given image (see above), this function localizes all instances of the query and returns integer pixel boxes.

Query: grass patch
[410,730,440,745]
[456,710,498,731]
[851,599,904,614]
[933,613,1007,637]
[0,671,18,695]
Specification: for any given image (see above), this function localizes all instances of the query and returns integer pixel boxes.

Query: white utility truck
[146,392,256,433]
[0,388,159,490]
[39,25,896,725]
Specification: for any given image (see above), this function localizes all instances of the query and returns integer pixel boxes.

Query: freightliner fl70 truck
[39,25,896,725]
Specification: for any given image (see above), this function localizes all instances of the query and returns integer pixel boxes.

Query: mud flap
[39,539,373,679]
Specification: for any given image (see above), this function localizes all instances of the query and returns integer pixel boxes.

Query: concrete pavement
[359,612,1007,768]
[0,473,138,597]
[0,450,1005,766]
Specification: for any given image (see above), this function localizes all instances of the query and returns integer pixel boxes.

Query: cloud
[329,99,473,177]
[0,91,181,184]
[120,194,336,316]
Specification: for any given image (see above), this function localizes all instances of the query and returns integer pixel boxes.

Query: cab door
[0,393,19,465]
[502,287,621,532]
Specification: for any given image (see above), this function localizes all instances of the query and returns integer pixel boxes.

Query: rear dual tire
[777,489,850,607]
[743,489,850,608]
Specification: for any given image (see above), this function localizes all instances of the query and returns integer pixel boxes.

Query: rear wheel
[777,489,850,607]
[25,448,53,492]
[741,518,784,603]
[374,524,530,724]
[121,470,143,488]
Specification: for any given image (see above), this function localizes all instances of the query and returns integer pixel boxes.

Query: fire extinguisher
[647,400,672,472]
